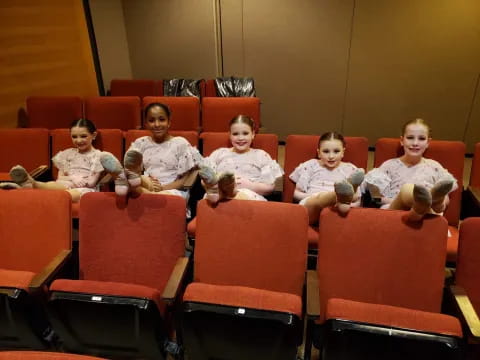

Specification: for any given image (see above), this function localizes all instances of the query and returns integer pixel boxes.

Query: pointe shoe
[348,169,365,188]
[114,171,129,196]
[409,184,432,222]
[9,165,33,188]
[334,180,354,214]
[199,165,218,185]
[123,150,143,186]
[431,180,454,213]
[100,152,123,175]
[218,172,236,199]
[0,182,21,190]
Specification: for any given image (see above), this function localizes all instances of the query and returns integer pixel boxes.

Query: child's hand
[150,176,163,192]
[235,176,252,189]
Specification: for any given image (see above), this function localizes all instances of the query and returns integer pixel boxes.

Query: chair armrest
[183,169,199,190]
[162,257,189,304]
[468,186,480,205]
[29,249,71,291]
[29,165,48,179]
[450,285,480,339]
[306,270,320,319]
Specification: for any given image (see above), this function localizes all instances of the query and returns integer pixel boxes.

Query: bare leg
[390,183,432,222]
[66,189,82,202]
[304,192,337,224]
[389,183,415,210]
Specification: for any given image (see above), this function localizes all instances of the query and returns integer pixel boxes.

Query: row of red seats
[0,191,479,359]
[23,96,260,132]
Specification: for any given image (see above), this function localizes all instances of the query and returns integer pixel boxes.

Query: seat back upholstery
[283,135,369,202]
[200,132,278,159]
[124,129,198,149]
[317,208,448,323]
[143,96,200,132]
[201,97,261,132]
[374,138,465,226]
[470,143,480,188]
[84,97,141,130]
[50,129,124,179]
[26,96,83,129]
[0,191,71,273]
[79,193,186,292]
[194,200,308,296]
[455,217,480,311]
[205,79,216,97]
[110,79,157,98]
[0,128,50,175]
[0,351,107,360]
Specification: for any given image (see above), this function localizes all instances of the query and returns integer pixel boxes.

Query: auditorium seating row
[23,95,260,132]
[0,190,479,359]
[110,78,226,98]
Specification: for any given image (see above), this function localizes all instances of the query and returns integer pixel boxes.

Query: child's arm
[85,172,102,188]
[293,188,310,202]
[235,176,275,196]
[161,169,195,191]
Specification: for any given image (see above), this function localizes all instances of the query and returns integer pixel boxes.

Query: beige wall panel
[123,0,218,79]
[464,77,480,153]
[221,0,354,139]
[344,0,480,144]
[0,0,98,128]
[90,0,132,91]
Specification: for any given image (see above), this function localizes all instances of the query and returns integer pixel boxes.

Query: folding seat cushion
[48,193,188,359]
[109,79,156,98]
[374,138,465,263]
[0,351,107,360]
[0,129,50,181]
[305,207,463,360]
[125,129,198,149]
[283,135,369,248]
[26,96,83,129]
[143,96,200,132]
[0,191,71,350]
[182,200,308,360]
[84,96,141,130]
[201,97,261,132]
[462,142,480,218]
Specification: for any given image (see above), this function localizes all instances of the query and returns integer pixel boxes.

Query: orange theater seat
[374,138,465,263]
[143,96,200,132]
[205,79,216,97]
[201,97,261,132]
[0,128,50,181]
[305,207,463,360]
[110,79,157,98]
[26,96,83,129]
[462,142,480,218]
[0,351,107,360]
[182,200,308,360]
[84,96,141,130]
[0,191,72,350]
[48,193,188,359]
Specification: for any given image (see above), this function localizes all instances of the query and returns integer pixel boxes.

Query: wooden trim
[30,165,48,179]
[450,285,480,339]
[306,270,320,319]
[29,249,71,291]
[468,185,480,205]
[162,257,189,304]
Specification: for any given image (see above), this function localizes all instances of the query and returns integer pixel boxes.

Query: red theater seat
[84,96,141,130]
[143,96,200,132]
[110,79,157,98]
[201,97,261,132]
[26,96,83,129]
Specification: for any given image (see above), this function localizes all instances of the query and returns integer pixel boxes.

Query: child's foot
[9,165,33,188]
[199,165,218,185]
[409,184,432,221]
[431,180,454,213]
[218,172,236,199]
[123,150,143,186]
[0,182,21,190]
[114,171,129,196]
[100,152,123,175]
[348,169,365,190]
[334,181,354,214]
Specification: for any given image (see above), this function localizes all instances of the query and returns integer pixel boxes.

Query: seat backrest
[470,143,480,188]
[374,138,465,226]
[143,96,200,132]
[205,79,216,97]
[79,193,186,291]
[283,135,369,202]
[455,217,480,309]
[200,132,278,159]
[317,207,448,323]
[201,97,261,132]
[110,79,157,98]
[50,129,124,178]
[0,190,71,273]
[0,128,50,174]
[84,96,141,130]
[26,96,83,129]
[0,351,107,360]
[124,129,198,150]
[194,200,308,296]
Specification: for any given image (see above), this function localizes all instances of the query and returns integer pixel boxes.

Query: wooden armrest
[29,165,48,178]
[468,186,480,205]
[306,270,320,319]
[29,249,71,291]
[450,285,480,339]
[162,257,189,304]
[183,169,199,190]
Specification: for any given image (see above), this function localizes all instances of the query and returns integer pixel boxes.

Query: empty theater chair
[0,128,50,182]
[26,96,83,129]
[0,191,72,350]
[48,193,188,359]
[143,96,200,132]
[201,97,261,132]
[0,351,106,360]
[305,207,463,360]
[374,138,465,263]
[450,217,480,358]
[283,135,369,253]
[182,200,308,360]
[84,97,141,130]
[109,79,157,98]
[462,143,480,218]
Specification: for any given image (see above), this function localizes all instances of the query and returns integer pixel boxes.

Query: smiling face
[230,122,255,153]
[71,126,96,153]
[318,139,345,169]
[400,123,430,160]
[145,105,170,142]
